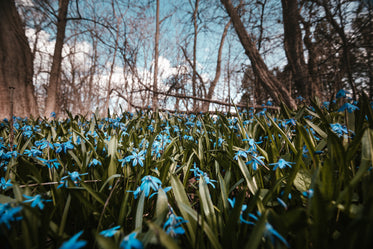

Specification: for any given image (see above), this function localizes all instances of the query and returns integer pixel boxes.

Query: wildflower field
[1,94,373,249]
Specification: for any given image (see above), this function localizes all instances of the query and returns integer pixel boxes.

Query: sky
[16,0,290,113]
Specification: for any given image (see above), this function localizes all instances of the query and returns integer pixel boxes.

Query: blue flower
[55,140,74,153]
[163,212,188,237]
[23,194,51,210]
[269,158,294,170]
[120,232,143,249]
[59,171,88,187]
[296,96,305,101]
[246,153,266,170]
[124,150,145,167]
[338,103,359,113]
[190,163,217,188]
[336,89,350,99]
[0,203,22,229]
[129,175,170,199]
[50,112,56,118]
[89,158,102,167]
[100,225,121,237]
[234,150,248,160]
[227,198,251,224]
[59,230,87,249]
[330,123,350,137]
[302,189,314,198]
[37,158,60,169]
[35,139,54,150]
[23,147,43,157]
[248,212,289,247]
[0,177,12,190]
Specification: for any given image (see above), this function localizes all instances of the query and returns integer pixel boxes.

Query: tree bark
[153,0,160,111]
[317,0,357,99]
[44,0,69,117]
[192,0,199,111]
[202,20,231,111]
[281,0,311,99]
[220,0,296,109]
[0,0,37,119]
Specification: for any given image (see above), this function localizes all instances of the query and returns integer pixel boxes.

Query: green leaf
[147,221,182,249]
[293,169,312,193]
[179,202,223,249]
[135,191,146,232]
[199,177,217,232]
[170,175,196,244]
[237,157,258,195]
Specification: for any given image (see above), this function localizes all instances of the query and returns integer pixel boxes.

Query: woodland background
[0,0,372,118]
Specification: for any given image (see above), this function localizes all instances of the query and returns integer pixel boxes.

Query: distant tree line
[0,0,372,118]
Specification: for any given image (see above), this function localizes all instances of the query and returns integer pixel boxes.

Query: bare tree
[44,0,70,117]
[153,0,160,111]
[281,0,312,98]
[220,0,297,109]
[0,0,37,119]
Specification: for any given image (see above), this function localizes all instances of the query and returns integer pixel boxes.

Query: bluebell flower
[22,125,34,138]
[330,123,349,137]
[266,100,273,106]
[269,158,295,170]
[50,112,56,118]
[60,171,88,187]
[0,203,22,229]
[129,175,170,199]
[302,189,314,198]
[55,140,74,153]
[100,225,121,237]
[59,230,87,249]
[246,153,266,170]
[276,197,288,210]
[163,212,188,237]
[227,198,252,224]
[124,150,145,167]
[37,158,60,169]
[234,150,248,160]
[5,151,18,159]
[285,119,296,126]
[214,137,225,147]
[24,147,43,157]
[190,163,217,188]
[35,139,54,150]
[89,158,102,167]
[338,103,359,113]
[0,177,12,190]
[296,96,305,102]
[248,212,289,247]
[336,89,350,99]
[23,194,51,210]
[120,232,143,249]
[322,101,330,109]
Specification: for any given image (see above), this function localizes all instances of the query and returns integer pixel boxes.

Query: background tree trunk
[153,0,160,111]
[281,0,311,99]
[44,0,69,117]
[0,0,37,119]
[220,0,296,109]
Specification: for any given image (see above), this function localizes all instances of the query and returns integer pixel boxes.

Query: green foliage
[0,96,372,248]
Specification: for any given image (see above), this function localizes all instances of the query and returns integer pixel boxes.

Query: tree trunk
[220,0,296,109]
[281,0,311,99]
[302,17,322,99]
[0,0,37,119]
[44,0,69,117]
[192,0,199,111]
[202,20,230,111]
[318,0,357,99]
[153,0,160,111]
